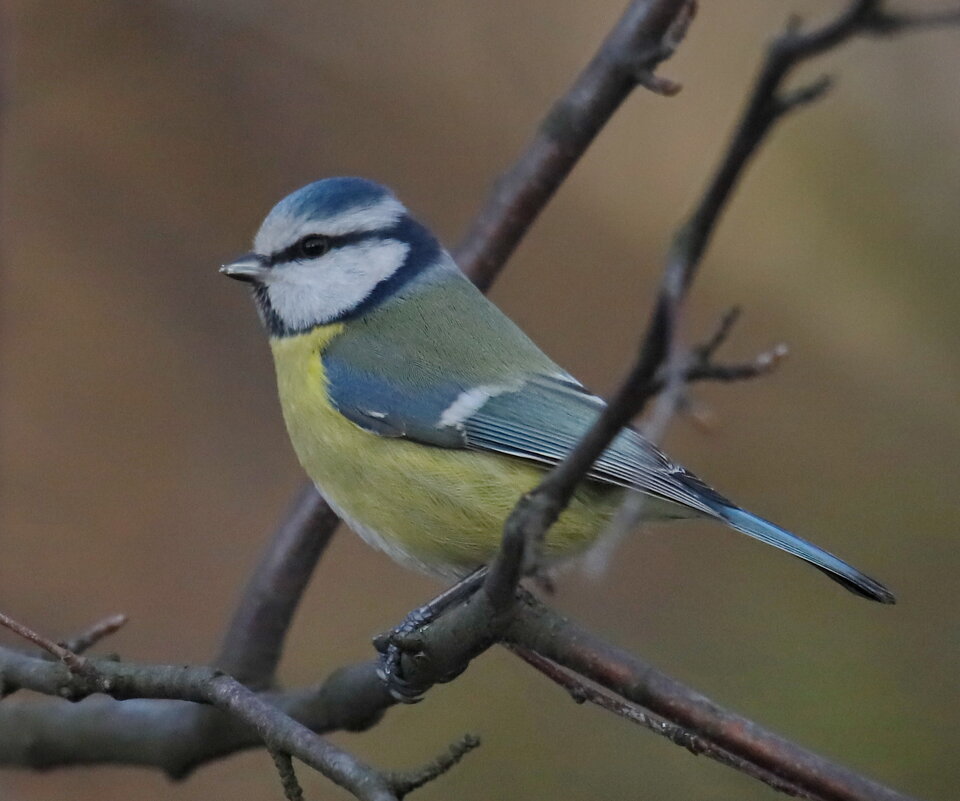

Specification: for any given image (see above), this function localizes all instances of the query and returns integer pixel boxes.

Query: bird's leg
[374,566,488,703]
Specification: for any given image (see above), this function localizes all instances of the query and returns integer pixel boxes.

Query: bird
[221,176,894,606]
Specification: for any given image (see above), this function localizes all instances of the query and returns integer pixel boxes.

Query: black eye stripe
[268,230,375,267]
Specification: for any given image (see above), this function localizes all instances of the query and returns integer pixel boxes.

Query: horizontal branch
[0,646,397,801]
[0,594,918,801]
[0,661,389,777]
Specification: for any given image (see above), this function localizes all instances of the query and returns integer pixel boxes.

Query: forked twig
[0,611,90,675]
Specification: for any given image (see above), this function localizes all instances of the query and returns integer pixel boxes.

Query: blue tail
[713,506,895,604]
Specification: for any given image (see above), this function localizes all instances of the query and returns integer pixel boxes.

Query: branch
[454,0,695,289]
[864,7,960,32]
[0,643,401,800]
[1,593,918,801]
[0,662,390,777]
[462,0,953,797]
[505,599,917,801]
[214,483,339,688]
[59,614,128,657]
[387,734,481,799]
[646,307,788,397]
[1,613,129,701]
[0,611,90,676]
[483,0,948,619]
[507,644,807,797]
[269,749,305,801]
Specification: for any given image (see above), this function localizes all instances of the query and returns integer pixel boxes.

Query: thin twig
[699,305,742,357]
[685,343,788,383]
[485,0,938,622]
[477,2,952,798]
[507,644,806,797]
[505,598,917,801]
[865,7,960,32]
[0,612,89,675]
[60,614,128,656]
[646,308,789,396]
[269,749,306,801]
[388,734,481,799]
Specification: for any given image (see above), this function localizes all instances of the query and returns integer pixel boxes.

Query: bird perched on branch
[222,177,894,605]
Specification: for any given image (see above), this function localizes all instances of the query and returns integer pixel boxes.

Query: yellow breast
[269,326,624,578]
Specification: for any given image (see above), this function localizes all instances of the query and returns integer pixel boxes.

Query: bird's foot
[373,609,432,703]
[373,567,488,703]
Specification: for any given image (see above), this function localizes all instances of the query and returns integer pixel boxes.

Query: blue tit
[221,177,894,604]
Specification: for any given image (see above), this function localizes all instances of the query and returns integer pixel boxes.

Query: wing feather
[464,375,715,515]
[325,346,716,517]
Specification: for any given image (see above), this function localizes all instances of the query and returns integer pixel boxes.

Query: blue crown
[272,177,394,221]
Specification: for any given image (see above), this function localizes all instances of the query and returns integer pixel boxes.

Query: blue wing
[324,352,716,516]
[322,353,467,447]
[323,348,895,603]
[463,374,719,514]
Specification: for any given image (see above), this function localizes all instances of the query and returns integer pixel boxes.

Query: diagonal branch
[506,644,811,797]
[0,611,90,676]
[214,483,339,688]
[482,0,953,615]
[506,598,917,801]
[455,0,696,289]
[469,0,952,797]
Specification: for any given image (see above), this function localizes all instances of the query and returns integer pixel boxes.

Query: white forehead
[263,238,410,330]
[254,196,406,256]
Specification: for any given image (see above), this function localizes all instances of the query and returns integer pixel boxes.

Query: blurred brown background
[3,1,959,799]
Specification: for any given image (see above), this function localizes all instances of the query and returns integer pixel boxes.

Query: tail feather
[713,505,895,604]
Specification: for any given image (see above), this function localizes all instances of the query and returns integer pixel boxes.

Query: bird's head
[222,177,444,336]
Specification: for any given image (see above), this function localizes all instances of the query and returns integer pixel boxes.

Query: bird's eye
[297,234,331,260]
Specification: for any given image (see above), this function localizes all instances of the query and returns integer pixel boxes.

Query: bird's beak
[220,253,269,283]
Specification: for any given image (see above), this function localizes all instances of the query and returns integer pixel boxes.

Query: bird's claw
[374,619,429,704]
[375,641,424,703]
[373,567,489,703]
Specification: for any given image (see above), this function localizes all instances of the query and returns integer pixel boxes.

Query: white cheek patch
[265,238,409,329]
[254,197,405,255]
[438,384,513,428]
